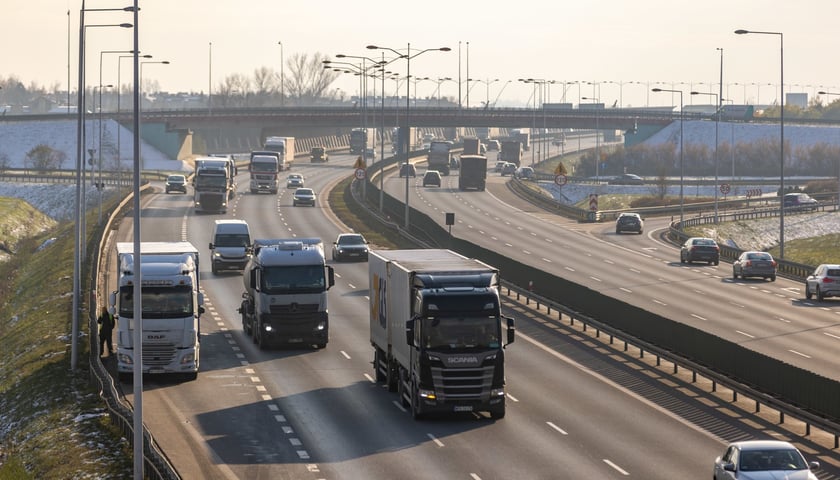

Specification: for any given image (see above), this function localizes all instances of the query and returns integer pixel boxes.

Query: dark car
[292,187,316,207]
[680,237,720,265]
[332,233,369,262]
[309,146,328,163]
[615,212,643,234]
[732,251,777,281]
[422,170,442,187]
[514,166,534,180]
[165,174,187,194]
[783,192,818,211]
[500,162,517,176]
[399,163,416,177]
[608,173,644,185]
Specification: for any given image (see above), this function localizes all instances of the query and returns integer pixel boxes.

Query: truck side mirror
[208,243,214,250]
[108,291,117,308]
[326,266,335,289]
[505,316,515,346]
[250,268,259,291]
[405,318,415,346]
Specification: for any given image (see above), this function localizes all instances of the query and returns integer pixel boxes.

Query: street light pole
[691,90,720,223]
[818,90,840,210]
[367,43,451,231]
[653,88,685,226]
[95,83,112,224]
[277,41,284,106]
[582,96,601,183]
[736,29,785,258]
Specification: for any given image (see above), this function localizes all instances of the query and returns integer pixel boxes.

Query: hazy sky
[4,0,840,108]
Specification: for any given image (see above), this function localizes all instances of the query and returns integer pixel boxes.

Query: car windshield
[738,449,807,471]
[338,235,365,246]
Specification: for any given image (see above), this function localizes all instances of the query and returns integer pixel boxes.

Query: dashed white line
[427,433,445,448]
[604,259,615,265]
[619,287,632,294]
[603,459,629,475]
[541,257,552,263]
[392,400,407,412]
[691,314,707,321]
[340,350,351,360]
[590,276,602,282]
[652,298,667,306]
[470,474,482,480]
[347,283,356,289]
[506,393,519,402]
[824,332,840,340]
[736,330,755,339]
[788,350,812,359]
[546,421,568,435]
[364,373,375,383]
[565,266,575,272]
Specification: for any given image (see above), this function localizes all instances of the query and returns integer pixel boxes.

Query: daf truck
[369,249,515,419]
[109,242,204,381]
[193,156,232,213]
[263,136,295,171]
[239,238,335,349]
[458,155,487,191]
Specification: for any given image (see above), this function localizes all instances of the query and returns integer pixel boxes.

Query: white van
[208,219,251,274]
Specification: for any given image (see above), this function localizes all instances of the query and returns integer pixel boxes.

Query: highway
[386,145,840,382]
[105,149,840,479]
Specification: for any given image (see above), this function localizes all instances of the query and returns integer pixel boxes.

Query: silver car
[805,263,840,301]
[713,440,819,480]
[732,251,777,281]
[292,188,316,207]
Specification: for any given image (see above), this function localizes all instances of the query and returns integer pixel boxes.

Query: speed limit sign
[554,174,567,186]
[720,183,731,195]
[354,168,366,180]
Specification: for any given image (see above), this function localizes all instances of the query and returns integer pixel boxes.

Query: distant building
[786,92,808,108]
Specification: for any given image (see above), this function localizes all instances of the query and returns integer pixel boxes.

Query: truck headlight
[181,353,195,364]
[419,388,436,400]
[316,321,326,331]
[264,324,273,332]
[491,388,505,397]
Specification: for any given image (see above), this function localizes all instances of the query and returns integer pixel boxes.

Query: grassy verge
[0,198,131,479]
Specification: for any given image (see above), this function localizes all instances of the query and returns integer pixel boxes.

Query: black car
[165,174,187,194]
[399,163,416,177]
[615,213,643,234]
[422,170,442,187]
[332,233,369,262]
[680,237,720,265]
[608,173,644,185]
[783,192,818,211]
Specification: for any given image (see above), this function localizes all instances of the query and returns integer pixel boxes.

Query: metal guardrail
[352,162,840,448]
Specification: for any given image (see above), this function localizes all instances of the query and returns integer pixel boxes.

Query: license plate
[454,405,473,412]
[149,368,164,374]
[288,338,304,343]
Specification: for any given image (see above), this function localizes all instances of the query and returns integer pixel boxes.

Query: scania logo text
[449,356,479,364]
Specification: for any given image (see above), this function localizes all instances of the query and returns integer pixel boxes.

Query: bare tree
[284,52,339,104]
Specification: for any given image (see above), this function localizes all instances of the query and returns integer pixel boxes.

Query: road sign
[353,156,365,169]
[554,163,568,175]
[554,174,567,186]
[720,183,731,195]
[354,168,366,180]
[589,193,598,211]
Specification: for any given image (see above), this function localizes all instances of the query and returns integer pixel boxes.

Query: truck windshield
[195,175,227,188]
[251,161,277,172]
[119,285,193,318]
[261,265,325,294]
[215,234,250,247]
[422,316,501,350]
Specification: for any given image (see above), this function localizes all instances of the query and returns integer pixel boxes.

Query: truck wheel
[315,342,327,349]
[184,372,198,381]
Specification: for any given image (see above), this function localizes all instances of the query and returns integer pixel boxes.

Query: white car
[286,174,304,189]
[292,188,316,207]
[804,263,840,301]
[713,440,819,480]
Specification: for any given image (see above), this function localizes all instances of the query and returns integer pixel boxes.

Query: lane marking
[603,459,629,475]
[691,314,707,321]
[427,433,445,448]
[546,421,568,435]
[736,330,755,339]
[340,351,351,360]
[788,350,812,359]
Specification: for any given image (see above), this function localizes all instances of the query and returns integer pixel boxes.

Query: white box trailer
[369,249,515,419]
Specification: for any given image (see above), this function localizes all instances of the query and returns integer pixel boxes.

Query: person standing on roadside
[97,307,115,357]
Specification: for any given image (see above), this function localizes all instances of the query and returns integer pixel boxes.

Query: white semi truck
[109,242,204,381]
[239,238,335,349]
[263,136,295,171]
[369,249,515,419]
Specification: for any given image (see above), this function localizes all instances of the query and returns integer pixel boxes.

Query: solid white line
[603,459,629,475]
[546,421,568,435]
[427,433,445,447]
[340,350,351,360]
[736,330,755,339]
[788,350,812,359]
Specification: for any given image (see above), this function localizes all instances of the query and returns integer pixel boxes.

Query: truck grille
[268,303,320,316]
[431,366,495,401]
[142,343,177,367]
